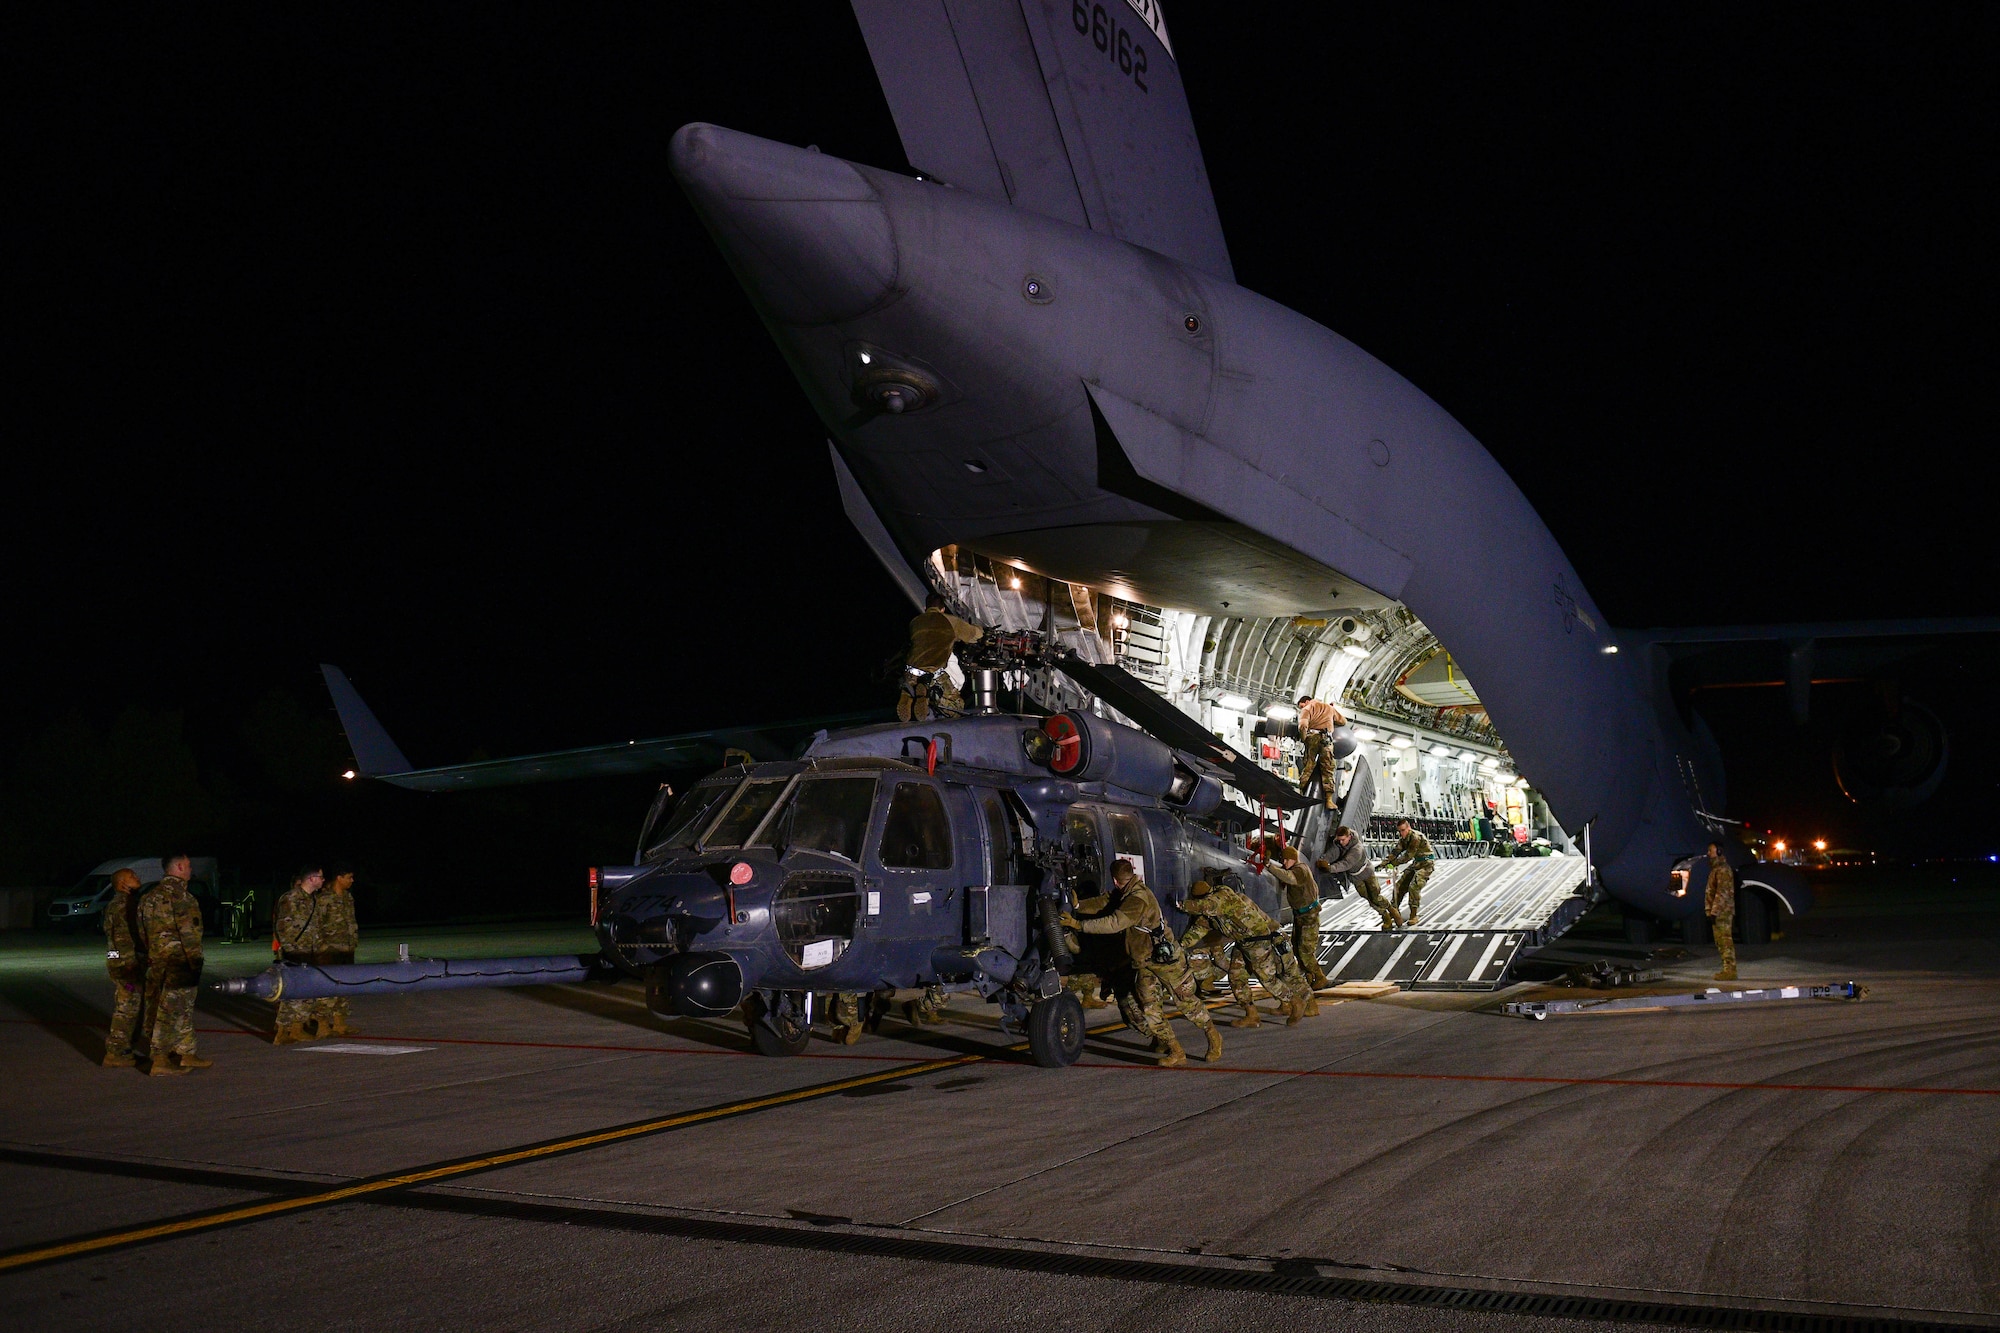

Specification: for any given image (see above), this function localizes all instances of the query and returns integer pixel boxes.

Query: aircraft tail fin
[850,0,1232,280]
[319,664,415,777]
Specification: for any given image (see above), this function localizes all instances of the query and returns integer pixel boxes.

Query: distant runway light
[1602,645,1619,654]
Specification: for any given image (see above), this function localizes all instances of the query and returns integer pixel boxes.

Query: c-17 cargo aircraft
[328,3,1994,997]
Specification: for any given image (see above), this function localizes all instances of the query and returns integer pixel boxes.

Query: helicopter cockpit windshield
[642,779,740,860]
[768,775,876,864]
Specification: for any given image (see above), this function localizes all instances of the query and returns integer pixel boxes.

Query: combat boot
[101,1050,136,1068]
[148,1057,188,1076]
[1303,993,1321,1016]
[177,1053,213,1070]
[1157,1033,1188,1068]
[1714,967,1738,982]
[272,1023,309,1046]
[1202,1027,1224,1062]
[1230,1007,1262,1029]
[836,1023,863,1046]
[326,1015,352,1037]
[1285,994,1307,1026]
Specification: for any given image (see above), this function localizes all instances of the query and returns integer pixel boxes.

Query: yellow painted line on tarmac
[0,1050,980,1274]
[0,1010,1155,1275]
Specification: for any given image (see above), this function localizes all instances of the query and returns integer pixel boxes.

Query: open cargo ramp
[1316,854,1594,991]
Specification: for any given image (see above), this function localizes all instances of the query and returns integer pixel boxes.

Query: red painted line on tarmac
[0,1015,963,1064]
[1066,1059,2000,1097]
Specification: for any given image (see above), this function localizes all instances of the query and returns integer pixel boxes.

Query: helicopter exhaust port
[645,951,743,1019]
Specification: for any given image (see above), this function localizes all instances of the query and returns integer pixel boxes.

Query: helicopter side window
[773,777,876,863]
[1106,809,1148,882]
[880,782,953,870]
[702,779,791,849]
[1062,808,1103,897]
[648,781,738,856]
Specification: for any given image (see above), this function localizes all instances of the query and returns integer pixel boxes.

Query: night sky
[7,7,1996,889]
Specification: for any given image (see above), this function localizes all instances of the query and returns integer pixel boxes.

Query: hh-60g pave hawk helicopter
[271,645,1352,1068]
[596,638,1340,1066]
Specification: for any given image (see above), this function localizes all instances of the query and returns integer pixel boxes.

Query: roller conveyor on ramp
[1315,853,1594,991]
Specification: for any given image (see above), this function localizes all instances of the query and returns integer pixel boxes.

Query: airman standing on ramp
[101,868,147,1068]
[140,855,210,1075]
[1706,843,1738,982]
[1382,818,1436,928]
[314,863,359,1038]
[271,865,324,1045]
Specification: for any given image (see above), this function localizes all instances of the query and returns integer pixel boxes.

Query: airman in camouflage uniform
[1705,843,1738,982]
[312,865,359,1037]
[1318,824,1402,930]
[101,868,147,1067]
[1264,843,1329,1002]
[829,992,866,1044]
[897,593,984,722]
[1382,819,1436,927]
[271,866,325,1045]
[1174,876,1308,1028]
[1071,860,1220,1066]
[1296,696,1346,810]
[903,982,949,1026]
[139,856,210,1075]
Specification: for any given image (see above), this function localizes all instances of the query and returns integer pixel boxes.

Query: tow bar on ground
[1502,981,1868,1020]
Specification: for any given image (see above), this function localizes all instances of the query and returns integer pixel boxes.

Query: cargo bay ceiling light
[1353,728,1377,741]
[1429,744,1454,757]
[1216,693,1253,711]
[1459,749,1481,761]
[1340,642,1370,658]
[1390,736,1414,749]
[1265,703,1297,720]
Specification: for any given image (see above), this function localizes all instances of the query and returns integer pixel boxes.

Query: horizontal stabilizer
[320,662,877,791]
[1052,649,1309,810]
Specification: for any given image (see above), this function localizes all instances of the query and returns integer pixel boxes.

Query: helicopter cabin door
[865,775,958,948]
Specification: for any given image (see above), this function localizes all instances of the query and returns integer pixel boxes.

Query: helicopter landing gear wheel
[1026,991,1085,1068]
[746,991,811,1058]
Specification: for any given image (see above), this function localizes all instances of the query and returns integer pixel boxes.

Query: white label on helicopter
[1125,855,1145,882]
[911,891,932,905]
[867,891,880,915]
[802,939,836,968]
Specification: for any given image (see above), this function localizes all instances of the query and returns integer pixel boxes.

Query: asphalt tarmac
[3,880,1997,1332]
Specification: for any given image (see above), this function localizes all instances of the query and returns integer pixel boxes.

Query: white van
[45,857,222,932]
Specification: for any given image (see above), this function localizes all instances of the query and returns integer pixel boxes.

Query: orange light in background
[1813,839,1828,851]
[1774,840,1787,853]
[341,770,357,780]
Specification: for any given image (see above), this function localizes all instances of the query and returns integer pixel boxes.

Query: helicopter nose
[670,123,899,326]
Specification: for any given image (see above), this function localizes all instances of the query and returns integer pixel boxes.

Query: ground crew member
[1264,842,1329,999]
[1317,825,1402,930]
[1175,875,1308,1028]
[897,592,983,722]
[1706,842,1738,981]
[1069,859,1221,1066]
[271,864,325,1045]
[139,854,209,1075]
[1296,695,1346,810]
[101,868,147,1068]
[1382,818,1436,927]
[829,993,866,1044]
[903,982,950,1026]
[313,862,359,1038]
